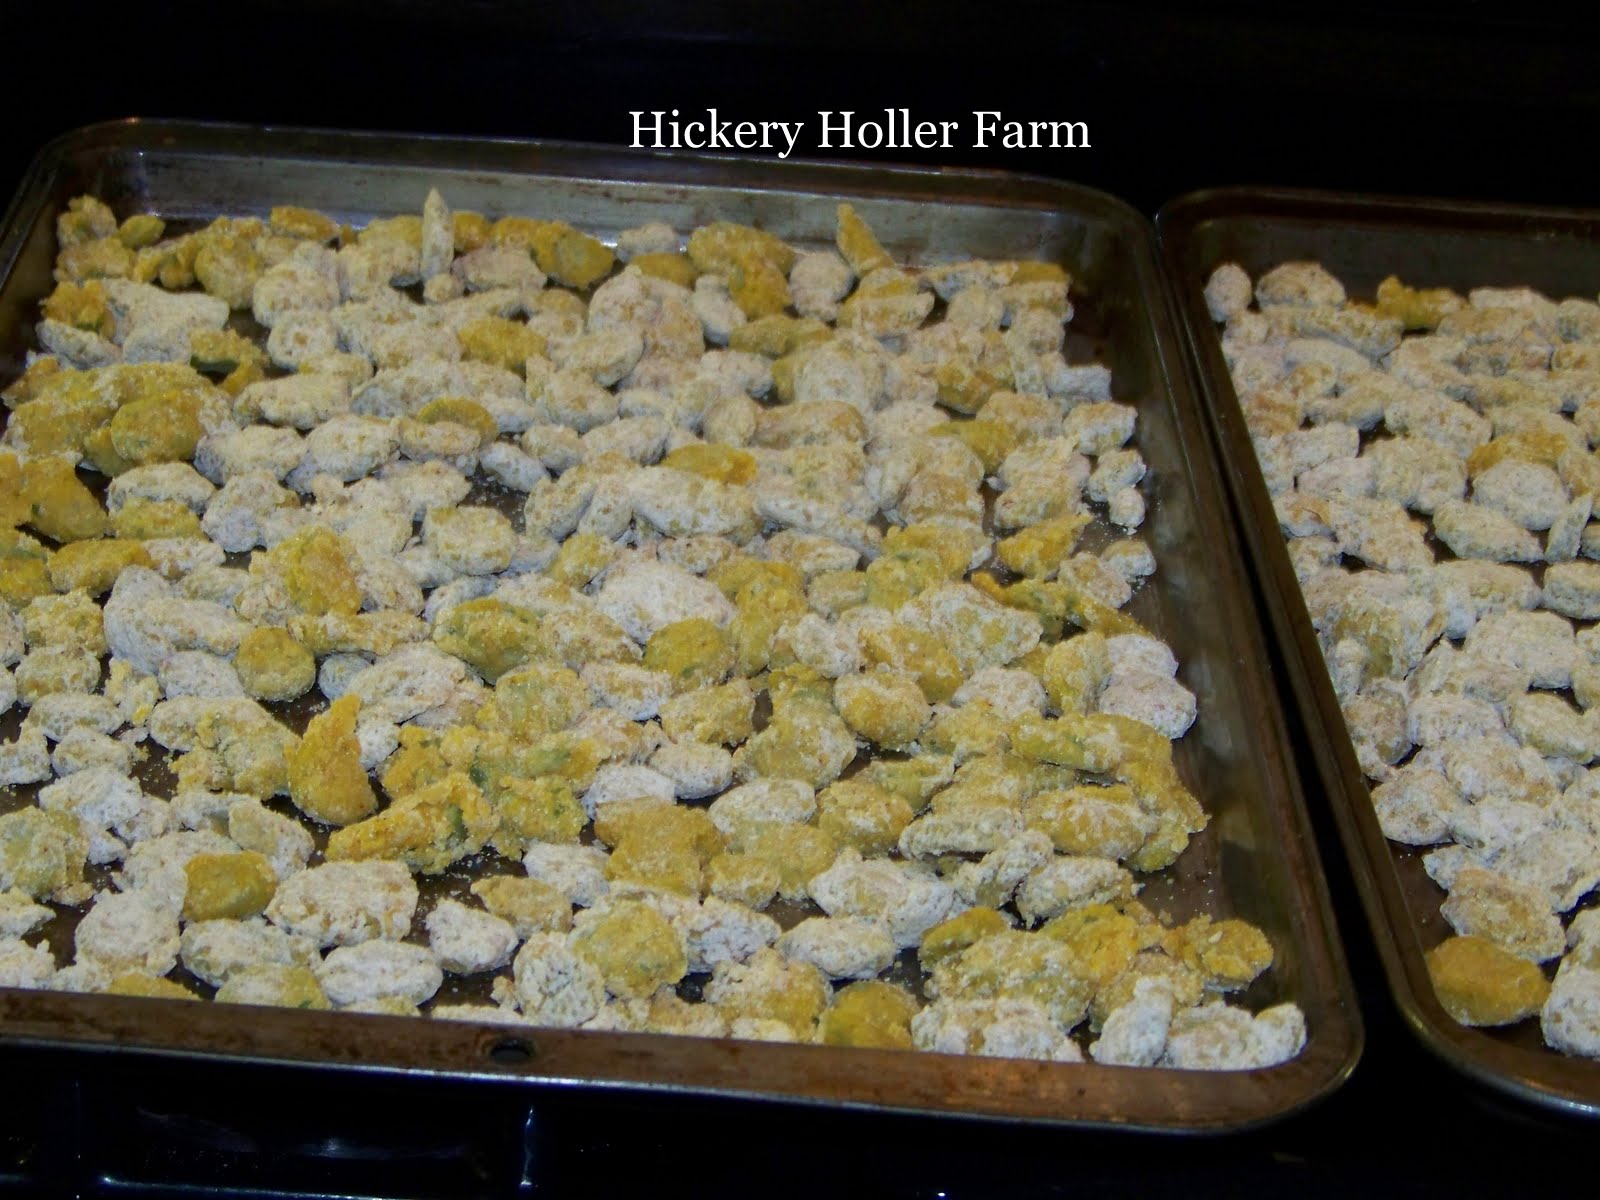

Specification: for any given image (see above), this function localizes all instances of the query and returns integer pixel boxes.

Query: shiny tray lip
[1157,183,1600,1118]
[0,122,1360,1132]
[6,116,1134,232]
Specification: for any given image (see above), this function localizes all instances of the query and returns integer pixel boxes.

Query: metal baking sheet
[1158,186,1600,1116]
[0,121,1359,1130]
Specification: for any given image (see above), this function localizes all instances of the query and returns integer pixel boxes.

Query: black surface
[4,1,1599,1192]
[3,1,1600,216]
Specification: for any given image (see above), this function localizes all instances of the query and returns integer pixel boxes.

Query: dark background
[4,1,1600,216]
[5,2,1600,1194]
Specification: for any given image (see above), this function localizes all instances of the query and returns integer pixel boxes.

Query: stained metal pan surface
[0,123,1358,1130]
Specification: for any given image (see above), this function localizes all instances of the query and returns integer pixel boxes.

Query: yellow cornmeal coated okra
[414,396,499,448]
[929,930,1093,1030]
[0,809,87,902]
[19,458,107,542]
[288,695,377,826]
[1040,904,1160,995]
[928,419,1019,475]
[269,205,339,242]
[41,281,113,338]
[746,824,838,901]
[1426,936,1550,1026]
[381,727,452,798]
[598,802,723,897]
[0,455,26,528]
[542,224,616,289]
[477,663,589,739]
[705,947,829,1038]
[457,318,546,375]
[0,530,57,610]
[234,627,317,702]
[1374,275,1463,331]
[192,229,262,309]
[919,907,1012,967]
[431,598,549,682]
[326,772,498,874]
[834,204,894,277]
[182,851,278,921]
[189,328,267,376]
[706,852,781,909]
[815,779,914,856]
[818,980,920,1049]
[452,211,491,252]
[491,777,586,851]
[290,611,427,657]
[1024,785,1150,860]
[107,974,196,1000]
[110,499,203,542]
[22,589,105,655]
[629,252,698,289]
[727,314,830,358]
[47,544,150,598]
[834,667,931,751]
[659,442,758,486]
[272,527,363,617]
[659,680,756,746]
[687,221,797,277]
[571,900,688,1000]
[108,395,203,466]
[643,617,735,692]
[998,515,1093,579]
[1040,634,1111,714]
[115,214,166,249]
[1162,916,1274,992]
[471,875,572,935]
[55,237,134,283]
[56,196,116,248]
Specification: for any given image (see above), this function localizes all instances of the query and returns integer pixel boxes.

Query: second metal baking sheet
[1159,186,1600,1116]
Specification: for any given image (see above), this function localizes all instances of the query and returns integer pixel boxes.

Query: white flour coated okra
[1208,258,1600,1054]
[0,190,1304,1070]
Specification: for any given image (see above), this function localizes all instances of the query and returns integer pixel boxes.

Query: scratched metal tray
[0,121,1358,1130]
[1159,186,1600,1116]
